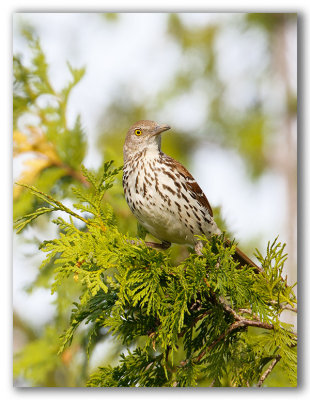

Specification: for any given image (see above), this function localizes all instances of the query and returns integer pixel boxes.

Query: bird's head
[123,120,170,161]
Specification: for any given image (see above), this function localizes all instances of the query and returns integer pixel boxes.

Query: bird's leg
[195,241,204,256]
[128,239,171,250]
[145,240,171,250]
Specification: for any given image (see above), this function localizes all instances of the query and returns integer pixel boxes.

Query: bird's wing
[161,155,213,217]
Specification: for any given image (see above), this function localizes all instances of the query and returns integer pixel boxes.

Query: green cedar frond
[14,182,89,231]
[14,207,55,233]
[14,163,297,387]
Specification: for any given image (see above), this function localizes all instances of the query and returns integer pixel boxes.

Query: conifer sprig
[14,163,297,387]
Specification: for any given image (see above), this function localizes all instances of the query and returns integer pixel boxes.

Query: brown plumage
[163,155,214,217]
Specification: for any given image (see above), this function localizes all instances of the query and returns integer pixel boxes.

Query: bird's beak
[153,124,171,136]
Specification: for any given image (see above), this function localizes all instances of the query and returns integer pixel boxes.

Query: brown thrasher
[123,120,259,270]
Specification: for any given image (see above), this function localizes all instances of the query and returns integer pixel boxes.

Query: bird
[123,120,259,270]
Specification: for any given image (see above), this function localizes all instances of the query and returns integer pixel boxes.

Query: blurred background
[13,13,297,386]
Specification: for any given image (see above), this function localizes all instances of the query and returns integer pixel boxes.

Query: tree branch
[257,355,282,387]
[269,300,297,313]
[178,310,212,339]
[194,295,274,363]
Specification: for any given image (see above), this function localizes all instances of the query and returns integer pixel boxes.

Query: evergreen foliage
[13,19,297,387]
[14,164,297,387]
[13,26,87,221]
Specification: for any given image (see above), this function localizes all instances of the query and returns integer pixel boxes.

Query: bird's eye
[135,129,142,136]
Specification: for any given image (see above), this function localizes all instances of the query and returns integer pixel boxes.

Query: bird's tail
[224,239,263,273]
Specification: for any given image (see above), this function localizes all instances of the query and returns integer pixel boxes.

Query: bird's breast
[123,153,219,245]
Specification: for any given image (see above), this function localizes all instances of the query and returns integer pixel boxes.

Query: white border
[3,0,309,398]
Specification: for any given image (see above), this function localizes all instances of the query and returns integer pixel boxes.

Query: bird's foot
[145,240,171,250]
[195,241,204,256]
[128,239,171,250]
